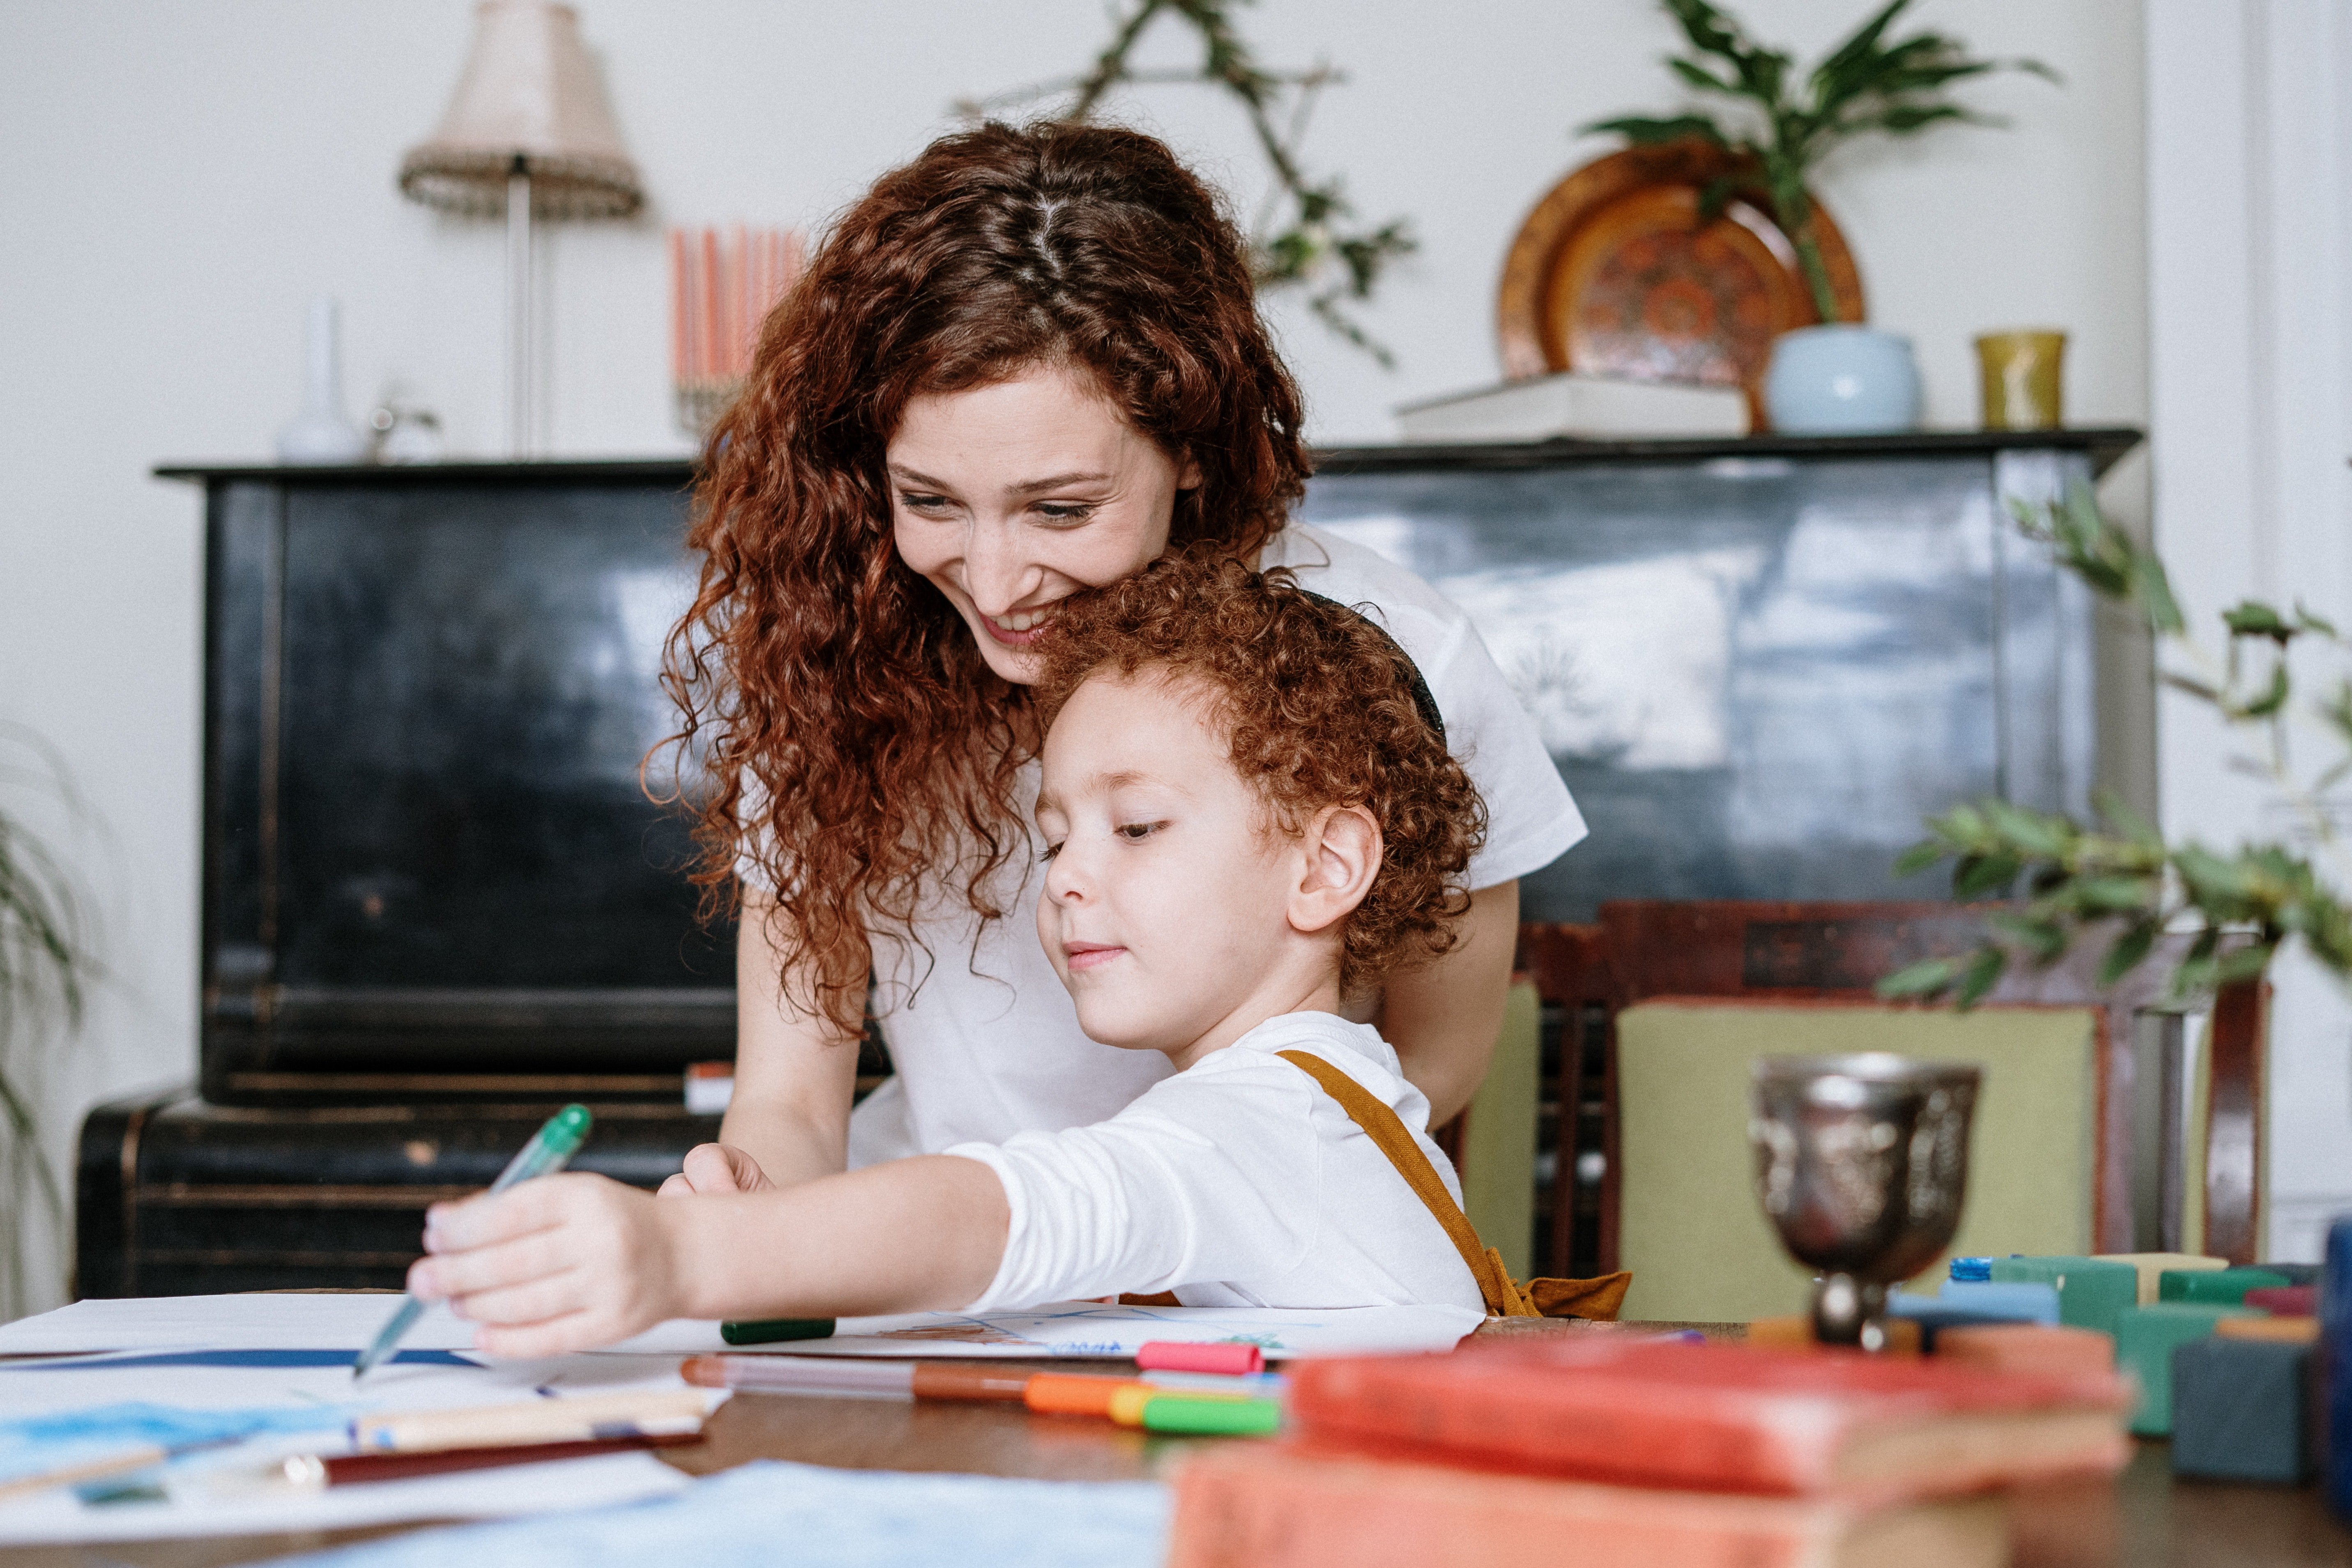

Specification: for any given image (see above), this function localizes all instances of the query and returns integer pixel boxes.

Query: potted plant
[1585,0,2056,432]
[1,728,95,1320]
[1881,487,2352,1007]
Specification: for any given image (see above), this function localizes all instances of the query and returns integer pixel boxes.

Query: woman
[661,120,1584,1196]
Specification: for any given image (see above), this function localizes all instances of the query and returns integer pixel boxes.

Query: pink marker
[1136,1340,1265,1375]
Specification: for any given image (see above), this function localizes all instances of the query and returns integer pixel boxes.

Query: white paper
[606,1301,1483,1360]
[0,1294,478,1355]
[0,1450,690,1545]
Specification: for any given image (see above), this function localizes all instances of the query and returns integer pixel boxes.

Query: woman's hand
[658,1143,777,1197]
[408,1173,686,1359]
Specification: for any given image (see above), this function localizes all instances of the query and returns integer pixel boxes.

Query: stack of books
[1167,1336,2131,1567]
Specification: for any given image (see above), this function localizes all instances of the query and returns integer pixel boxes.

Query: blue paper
[271,1460,1170,1568]
[0,1402,347,1485]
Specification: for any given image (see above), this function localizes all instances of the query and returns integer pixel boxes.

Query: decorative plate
[1497,143,1866,430]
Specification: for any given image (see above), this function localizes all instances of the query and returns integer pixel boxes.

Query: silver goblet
[1749,1053,1981,1350]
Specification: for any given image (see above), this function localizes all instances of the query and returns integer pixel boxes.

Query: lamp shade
[399,1,641,219]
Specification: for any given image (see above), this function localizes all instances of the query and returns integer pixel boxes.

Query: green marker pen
[1138,1394,1282,1436]
[352,1104,594,1380]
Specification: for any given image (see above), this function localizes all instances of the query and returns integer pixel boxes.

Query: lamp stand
[505,158,534,459]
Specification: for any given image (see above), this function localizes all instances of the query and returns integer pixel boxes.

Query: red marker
[1136,1340,1265,1375]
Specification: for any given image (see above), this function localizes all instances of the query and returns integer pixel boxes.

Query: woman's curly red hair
[1032,556,1488,993]
[661,122,1313,1032]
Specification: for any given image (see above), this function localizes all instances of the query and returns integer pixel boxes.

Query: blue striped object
[1949,1257,1996,1283]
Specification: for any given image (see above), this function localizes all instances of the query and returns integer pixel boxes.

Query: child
[407,556,1494,1356]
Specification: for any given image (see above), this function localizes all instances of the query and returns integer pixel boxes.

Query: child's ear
[1288,805,1382,937]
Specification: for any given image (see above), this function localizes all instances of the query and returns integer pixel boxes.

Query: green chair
[1614,998,2099,1323]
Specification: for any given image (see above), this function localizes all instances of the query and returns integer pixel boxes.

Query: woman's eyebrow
[1007,471,1113,496]
[886,464,955,491]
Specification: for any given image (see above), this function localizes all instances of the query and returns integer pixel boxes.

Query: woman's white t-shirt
[830,522,1586,1165]
[947,1011,1487,1313]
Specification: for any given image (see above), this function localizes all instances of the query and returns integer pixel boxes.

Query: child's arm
[406,1155,1010,1359]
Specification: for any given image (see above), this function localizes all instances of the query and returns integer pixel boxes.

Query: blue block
[1949,1256,1996,1283]
[1938,1281,2062,1324]
[2325,1219,2352,1516]
[2172,1337,2310,1483]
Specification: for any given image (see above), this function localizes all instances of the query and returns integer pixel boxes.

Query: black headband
[1298,591,1447,748]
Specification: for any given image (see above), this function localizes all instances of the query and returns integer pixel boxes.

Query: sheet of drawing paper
[0,1450,690,1545]
[267,1459,1166,1568]
[0,1350,708,1544]
[0,1351,697,1419]
[605,1301,1486,1359]
[0,1295,480,1354]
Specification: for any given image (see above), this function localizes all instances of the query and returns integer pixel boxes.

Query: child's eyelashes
[1035,503,1097,524]
[1037,821,1167,861]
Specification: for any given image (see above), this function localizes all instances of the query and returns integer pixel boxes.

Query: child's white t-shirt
[840,522,1585,1166]
[943,1011,1488,1314]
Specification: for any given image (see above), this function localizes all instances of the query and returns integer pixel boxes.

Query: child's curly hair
[1032,553,1488,994]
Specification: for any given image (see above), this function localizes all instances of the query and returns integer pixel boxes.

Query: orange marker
[1023,1372,1149,1418]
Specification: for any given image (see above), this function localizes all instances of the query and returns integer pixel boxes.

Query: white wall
[0,0,2147,1312]
[2147,0,2352,1262]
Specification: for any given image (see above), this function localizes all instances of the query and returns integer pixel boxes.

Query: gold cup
[1975,330,2067,430]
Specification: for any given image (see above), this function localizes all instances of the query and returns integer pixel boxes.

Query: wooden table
[7,1322,2350,1567]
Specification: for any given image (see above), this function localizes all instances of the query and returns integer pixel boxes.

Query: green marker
[721,1317,835,1345]
[352,1104,594,1380]
[1139,1395,1282,1436]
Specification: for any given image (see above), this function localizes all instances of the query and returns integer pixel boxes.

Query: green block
[2158,1267,2292,1305]
[1989,1256,2140,1337]
[2117,1304,2257,1435]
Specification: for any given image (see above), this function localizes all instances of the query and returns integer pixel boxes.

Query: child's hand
[407,1173,685,1358]
[656,1142,775,1198]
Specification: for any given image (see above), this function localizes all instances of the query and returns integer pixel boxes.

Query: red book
[1285,1337,2129,1504]
[1167,1442,2012,1568]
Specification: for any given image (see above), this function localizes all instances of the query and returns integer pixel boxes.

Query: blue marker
[352,1104,594,1380]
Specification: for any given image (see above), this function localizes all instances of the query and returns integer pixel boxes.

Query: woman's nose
[962,520,1042,614]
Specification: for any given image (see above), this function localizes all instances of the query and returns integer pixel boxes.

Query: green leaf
[1983,799,2072,859]
[2070,875,2157,915]
[2237,662,2292,720]
[2223,601,2294,641]
[1954,944,2008,1009]
[1580,114,1731,147]
[1893,839,1948,877]
[2296,602,2340,638]
[1877,954,1959,1000]
[1668,57,1740,95]
[2098,921,2159,986]
[1987,910,2069,963]
[2131,552,2186,636]
[1953,853,2021,899]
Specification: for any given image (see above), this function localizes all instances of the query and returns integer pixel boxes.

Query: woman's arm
[411,1156,1011,1358]
[1380,879,1519,1127]
[682,894,867,1191]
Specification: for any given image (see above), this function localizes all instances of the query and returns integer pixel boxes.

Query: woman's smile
[982,604,1060,644]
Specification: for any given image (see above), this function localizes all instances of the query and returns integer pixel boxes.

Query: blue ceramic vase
[1764,325,1922,434]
